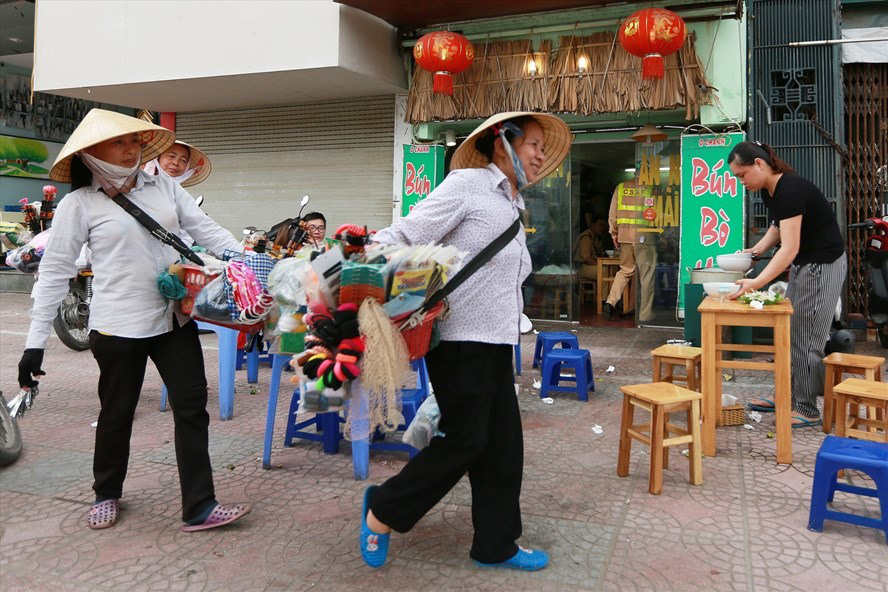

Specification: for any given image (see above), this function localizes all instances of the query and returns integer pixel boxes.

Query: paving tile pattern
[1,293,887,591]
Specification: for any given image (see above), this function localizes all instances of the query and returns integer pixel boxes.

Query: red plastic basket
[393,301,447,361]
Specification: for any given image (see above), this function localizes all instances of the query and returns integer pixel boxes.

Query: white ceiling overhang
[32,0,407,112]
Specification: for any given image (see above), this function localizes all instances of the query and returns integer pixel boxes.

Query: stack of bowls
[702,282,742,298]
[716,252,753,272]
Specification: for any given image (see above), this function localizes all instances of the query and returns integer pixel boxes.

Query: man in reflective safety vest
[604,179,656,322]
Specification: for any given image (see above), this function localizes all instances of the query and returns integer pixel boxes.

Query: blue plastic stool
[540,349,595,402]
[532,331,579,368]
[263,353,290,469]
[283,387,344,455]
[807,435,888,543]
[366,358,431,461]
[398,358,430,430]
[160,320,238,420]
[235,335,273,383]
[515,343,523,376]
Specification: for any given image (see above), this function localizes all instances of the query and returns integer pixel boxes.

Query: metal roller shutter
[176,96,395,236]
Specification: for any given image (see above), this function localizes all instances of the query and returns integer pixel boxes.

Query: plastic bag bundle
[0,221,28,251]
[192,275,231,322]
[402,394,443,450]
[267,255,312,308]
[4,228,52,273]
[5,245,41,273]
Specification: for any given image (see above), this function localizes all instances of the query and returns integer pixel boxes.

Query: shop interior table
[698,296,794,463]
[596,256,634,316]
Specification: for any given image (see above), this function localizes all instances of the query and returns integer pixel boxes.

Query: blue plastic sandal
[360,486,390,568]
[475,546,549,571]
[747,398,776,412]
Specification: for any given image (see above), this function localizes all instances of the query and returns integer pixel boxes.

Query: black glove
[18,348,45,388]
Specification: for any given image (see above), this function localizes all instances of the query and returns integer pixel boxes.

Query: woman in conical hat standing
[144,140,213,248]
[143,140,212,188]
[16,108,251,532]
[359,112,572,570]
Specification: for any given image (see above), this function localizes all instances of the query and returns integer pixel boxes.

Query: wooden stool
[823,353,885,434]
[579,278,596,307]
[833,378,888,443]
[651,344,702,392]
[617,382,703,495]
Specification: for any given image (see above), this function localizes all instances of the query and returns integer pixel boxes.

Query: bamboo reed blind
[406,32,712,123]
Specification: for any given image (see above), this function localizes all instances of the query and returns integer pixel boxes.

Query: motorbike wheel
[53,283,91,352]
[878,324,888,349]
[0,393,23,467]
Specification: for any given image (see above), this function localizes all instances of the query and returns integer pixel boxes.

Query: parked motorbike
[52,265,93,351]
[0,386,36,467]
[849,216,888,348]
[267,195,311,252]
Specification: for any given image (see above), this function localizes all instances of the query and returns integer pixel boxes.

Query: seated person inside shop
[574,214,613,280]
[301,212,340,252]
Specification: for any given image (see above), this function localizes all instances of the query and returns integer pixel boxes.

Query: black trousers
[89,319,215,521]
[369,341,523,563]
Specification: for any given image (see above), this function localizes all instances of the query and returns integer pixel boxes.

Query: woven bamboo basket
[721,404,746,427]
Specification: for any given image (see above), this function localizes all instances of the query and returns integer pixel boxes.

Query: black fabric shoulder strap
[109,193,204,266]
[422,217,521,312]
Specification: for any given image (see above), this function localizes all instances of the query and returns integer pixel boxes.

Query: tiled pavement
[1,292,886,592]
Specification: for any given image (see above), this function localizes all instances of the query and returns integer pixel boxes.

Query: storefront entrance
[523,137,682,328]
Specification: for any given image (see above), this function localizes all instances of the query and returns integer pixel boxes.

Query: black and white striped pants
[785,253,847,418]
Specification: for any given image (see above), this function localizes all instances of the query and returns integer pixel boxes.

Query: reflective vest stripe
[616,217,646,225]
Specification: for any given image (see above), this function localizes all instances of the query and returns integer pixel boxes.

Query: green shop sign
[678,132,746,314]
[402,144,445,217]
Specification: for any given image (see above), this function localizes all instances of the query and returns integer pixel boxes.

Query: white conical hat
[50,108,175,182]
[173,141,212,187]
[450,111,572,184]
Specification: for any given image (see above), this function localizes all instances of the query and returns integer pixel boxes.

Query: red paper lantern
[413,31,475,95]
[618,8,687,80]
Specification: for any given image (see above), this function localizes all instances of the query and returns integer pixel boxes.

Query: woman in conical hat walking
[16,108,251,532]
[359,112,572,570]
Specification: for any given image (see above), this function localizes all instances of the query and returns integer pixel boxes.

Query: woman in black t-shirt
[728,141,846,428]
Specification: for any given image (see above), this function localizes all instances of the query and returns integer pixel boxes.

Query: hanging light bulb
[577,55,588,73]
[527,57,538,77]
[445,129,457,147]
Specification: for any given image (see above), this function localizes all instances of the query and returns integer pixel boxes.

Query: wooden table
[698,297,794,463]
[596,257,634,316]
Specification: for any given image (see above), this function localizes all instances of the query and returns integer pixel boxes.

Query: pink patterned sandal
[181,503,251,532]
[87,499,119,530]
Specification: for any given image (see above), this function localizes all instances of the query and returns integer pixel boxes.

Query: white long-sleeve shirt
[26,171,241,349]
[373,164,531,346]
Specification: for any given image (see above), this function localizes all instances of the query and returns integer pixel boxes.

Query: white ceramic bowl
[703,282,742,298]
[716,253,753,272]
[605,250,616,257]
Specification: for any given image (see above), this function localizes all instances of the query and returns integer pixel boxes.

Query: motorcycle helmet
[825,329,856,355]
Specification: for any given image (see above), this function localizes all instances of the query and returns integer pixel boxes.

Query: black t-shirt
[763,173,844,265]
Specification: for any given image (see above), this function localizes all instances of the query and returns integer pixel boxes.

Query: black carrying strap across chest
[421,217,521,313]
[109,193,205,266]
